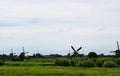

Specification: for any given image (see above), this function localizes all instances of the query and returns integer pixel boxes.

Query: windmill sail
[77,47,82,51]
[70,46,82,59]
[110,41,120,58]
[22,47,25,52]
[71,46,76,52]
[117,41,120,50]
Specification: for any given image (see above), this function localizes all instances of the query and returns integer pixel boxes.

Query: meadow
[0,65,120,76]
[0,58,120,76]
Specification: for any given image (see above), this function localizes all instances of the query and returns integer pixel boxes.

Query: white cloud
[0,0,120,55]
[0,0,93,19]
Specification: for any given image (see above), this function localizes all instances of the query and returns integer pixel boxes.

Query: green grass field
[0,65,120,76]
[0,58,120,76]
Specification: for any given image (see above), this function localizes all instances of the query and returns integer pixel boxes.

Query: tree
[98,53,104,57]
[88,52,98,58]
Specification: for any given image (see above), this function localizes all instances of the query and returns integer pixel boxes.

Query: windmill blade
[77,47,82,51]
[11,48,13,53]
[22,47,25,52]
[71,46,76,52]
[117,41,120,50]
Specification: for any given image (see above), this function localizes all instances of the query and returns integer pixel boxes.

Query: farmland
[0,58,120,76]
[0,65,120,76]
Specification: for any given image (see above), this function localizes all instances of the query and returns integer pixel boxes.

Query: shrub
[0,60,4,66]
[103,61,117,68]
[115,58,120,65]
[96,59,104,67]
[55,59,62,66]
[55,59,71,66]
[70,58,80,67]
[62,59,71,66]
[78,59,95,67]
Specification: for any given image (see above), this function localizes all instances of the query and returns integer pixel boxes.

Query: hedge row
[55,58,120,68]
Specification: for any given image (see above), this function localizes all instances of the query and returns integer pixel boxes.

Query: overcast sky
[0,0,120,55]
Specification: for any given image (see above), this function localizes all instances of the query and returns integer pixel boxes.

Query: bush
[78,59,95,67]
[55,59,62,66]
[0,60,4,66]
[70,58,80,67]
[103,61,117,68]
[62,59,71,66]
[96,59,104,67]
[55,59,71,66]
[115,58,120,65]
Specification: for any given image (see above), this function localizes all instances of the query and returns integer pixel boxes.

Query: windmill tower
[9,48,16,60]
[35,50,41,58]
[111,41,120,57]
[19,47,29,61]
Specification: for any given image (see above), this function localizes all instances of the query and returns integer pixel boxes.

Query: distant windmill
[70,46,82,59]
[10,48,14,56]
[19,47,29,61]
[35,50,41,58]
[110,41,120,57]
[22,47,29,54]
[9,48,16,60]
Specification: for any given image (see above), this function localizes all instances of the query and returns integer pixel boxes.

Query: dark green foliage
[49,54,62,58]
[55,59,62,66]
[70,58,80,67]
[62,59,71,66]
[103,61,117,68]
[0,60,4,66]
[88,52,98,58]
[96,59,104,67]
[55,59,71,66]
[56,58,120,68]
[78,59,95,67]
[115,58,120,65]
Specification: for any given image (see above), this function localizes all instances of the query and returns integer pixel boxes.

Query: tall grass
[5,58,55,66]
[0,66,120,76]
[0,58,120,76]
[0,58,119,76]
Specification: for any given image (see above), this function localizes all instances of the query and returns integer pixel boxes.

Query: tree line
[0,51,116,61]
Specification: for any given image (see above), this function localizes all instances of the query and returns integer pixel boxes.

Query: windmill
[35,50,42,58]
[22,47,29,54]
[110,41,120,57]
[19,47,29,61]
[10,48,14,56]
[70,46,82,59]
[9,48,16,60]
